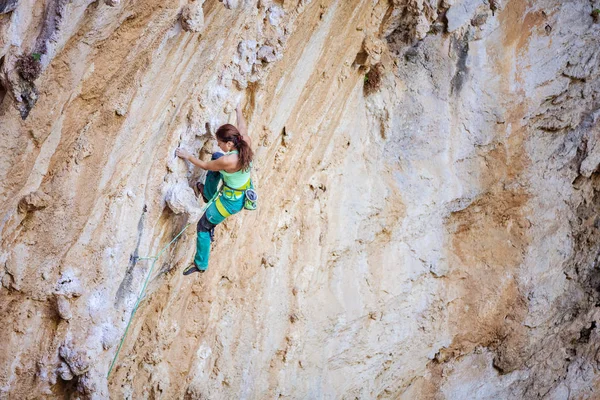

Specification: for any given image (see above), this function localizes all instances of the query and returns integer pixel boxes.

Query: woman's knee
[197,213,216,233]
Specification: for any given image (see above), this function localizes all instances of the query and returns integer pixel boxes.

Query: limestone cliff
[1,0,600,398]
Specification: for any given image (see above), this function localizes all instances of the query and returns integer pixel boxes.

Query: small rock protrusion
[2,273,14,289]
[181,1,205,33]
[55,270,83,298]
[56,295,73,321]
[364,63,384,96]
[257,46,277,63]
[471,13,488,27]
[16,54,42,82]
[165,182,203,222]
[104,0,120,6]
[219,0,239,9]
[354,36,384,70]
[429,22,445,34]
[404,47,419,63]
[261,255,276,268]
[59,344,91,376]
[18,191,51,214]
[57,362,74,381]
[2,52,39,119]
[114,103,127,116]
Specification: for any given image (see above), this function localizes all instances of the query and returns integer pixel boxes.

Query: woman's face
[217,138,233,152]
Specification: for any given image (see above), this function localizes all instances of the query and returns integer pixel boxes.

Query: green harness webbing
[107,188,220,379]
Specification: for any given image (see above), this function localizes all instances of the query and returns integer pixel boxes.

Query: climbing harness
[216,179,257,216]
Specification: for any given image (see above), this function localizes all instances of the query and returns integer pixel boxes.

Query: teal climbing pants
[194,153,245,271]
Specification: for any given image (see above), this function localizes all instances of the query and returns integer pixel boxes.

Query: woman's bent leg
[203,153,224,201]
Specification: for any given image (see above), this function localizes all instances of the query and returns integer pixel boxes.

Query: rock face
[181,0,205,33]
[1,0,600,399]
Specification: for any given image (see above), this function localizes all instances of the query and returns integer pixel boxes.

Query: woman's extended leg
[184,202,226,275]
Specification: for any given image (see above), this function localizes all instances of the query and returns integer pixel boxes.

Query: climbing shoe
[183,264,206,276]
[196,182,209,203]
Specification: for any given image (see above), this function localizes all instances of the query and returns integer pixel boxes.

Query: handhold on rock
[18,191,51,213]
[165,182,203,221]
[181,1,205,33]
[0,0,19,14]
[104,0,120,6]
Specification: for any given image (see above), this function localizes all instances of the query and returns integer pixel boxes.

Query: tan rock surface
[1,0,600,399]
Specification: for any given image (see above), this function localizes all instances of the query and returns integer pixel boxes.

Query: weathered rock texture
[1,0,600,399]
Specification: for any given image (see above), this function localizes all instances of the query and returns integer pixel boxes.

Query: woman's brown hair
[216,124,253,171]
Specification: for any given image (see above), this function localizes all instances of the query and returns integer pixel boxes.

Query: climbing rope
[107,185,222,379]
[107,221,192,378]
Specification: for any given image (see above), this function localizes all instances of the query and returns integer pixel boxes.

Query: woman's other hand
[176,148,192,160]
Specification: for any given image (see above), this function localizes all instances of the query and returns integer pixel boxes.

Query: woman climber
[175,104,253,275]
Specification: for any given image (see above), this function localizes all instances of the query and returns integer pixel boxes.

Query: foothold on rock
[18,191,51,214]
[104,0,120,6]
[0,0,19,14]
[56,295,73,321]
[181,1,205,33]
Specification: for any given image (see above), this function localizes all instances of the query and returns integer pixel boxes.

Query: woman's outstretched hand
[176,148,192,160]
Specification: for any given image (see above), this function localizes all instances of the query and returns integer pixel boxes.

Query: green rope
[107,222,191,378]
[107,186,222,379]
